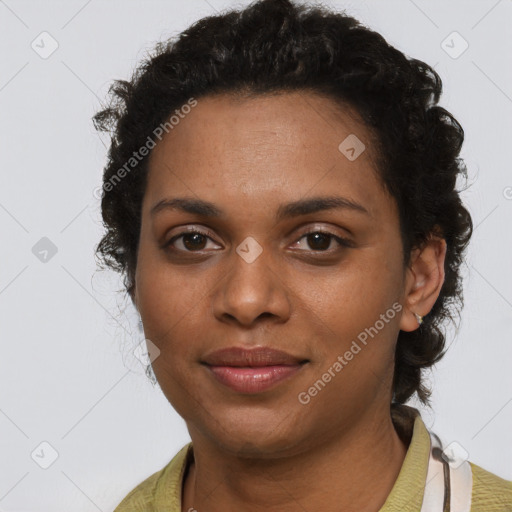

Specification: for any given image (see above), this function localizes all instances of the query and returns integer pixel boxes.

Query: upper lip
[202,346,308,367]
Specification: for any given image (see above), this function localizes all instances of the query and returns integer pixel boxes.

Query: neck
[182,406,409,512]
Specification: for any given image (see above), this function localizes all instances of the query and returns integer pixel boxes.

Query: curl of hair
[93,0,473,406]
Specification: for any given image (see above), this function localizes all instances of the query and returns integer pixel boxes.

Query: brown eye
[164,230,221,253]
[292,230,353,253]
[305,232,331,251]
[182,232,207,251]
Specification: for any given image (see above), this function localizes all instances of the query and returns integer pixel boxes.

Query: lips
[201,346,309,394]
[202,346,308,366]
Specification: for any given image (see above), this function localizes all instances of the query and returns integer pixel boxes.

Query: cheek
[308,253,401,324]
[135,242,202,335]
[301,250,403,381]
[135,250,224,382]
[135,258,204,410]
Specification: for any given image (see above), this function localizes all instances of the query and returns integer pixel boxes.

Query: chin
[216,432,301,459]
[197,406,309,459]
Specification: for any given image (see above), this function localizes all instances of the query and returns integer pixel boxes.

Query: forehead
[144,92,389,219]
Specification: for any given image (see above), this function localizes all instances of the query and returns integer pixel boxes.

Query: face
[134,92,412,458]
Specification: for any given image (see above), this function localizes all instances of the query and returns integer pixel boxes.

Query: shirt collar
[379,404,431,511]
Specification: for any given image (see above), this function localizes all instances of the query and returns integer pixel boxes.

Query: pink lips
[202,346,308,394]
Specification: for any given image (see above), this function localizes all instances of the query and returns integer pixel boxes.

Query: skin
[133,92,447,512]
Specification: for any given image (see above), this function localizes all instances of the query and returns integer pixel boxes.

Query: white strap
[420,430,473,512]
[445,439,473,512]
[421,432,446,511]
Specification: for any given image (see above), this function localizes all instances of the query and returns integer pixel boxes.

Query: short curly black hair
[93,0,473,406]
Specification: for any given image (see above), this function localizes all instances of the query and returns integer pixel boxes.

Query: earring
[145,364,158,386]
[414,312,423,325]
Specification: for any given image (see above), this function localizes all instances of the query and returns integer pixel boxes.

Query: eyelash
[163,227,353,255]
[295,228,354,252]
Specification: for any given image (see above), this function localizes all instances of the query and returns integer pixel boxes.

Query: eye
[163,227,353,255]
[291,229,353,253]
[164,229,221,252]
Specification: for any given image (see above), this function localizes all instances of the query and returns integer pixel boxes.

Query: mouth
[201,346,309,394]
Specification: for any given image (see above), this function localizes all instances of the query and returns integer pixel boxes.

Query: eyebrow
[150,196,370,220]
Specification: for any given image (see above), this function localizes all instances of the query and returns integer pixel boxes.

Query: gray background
[1,0,511,510]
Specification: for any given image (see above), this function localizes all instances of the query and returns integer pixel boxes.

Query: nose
[211,242,291,327]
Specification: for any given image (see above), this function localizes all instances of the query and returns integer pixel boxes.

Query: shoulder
[393,404,512,511]
[113,467,162,512]
[113,443,192,512]
[470,461,512,511]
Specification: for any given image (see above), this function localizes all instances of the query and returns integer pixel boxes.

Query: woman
[93,0,512,510]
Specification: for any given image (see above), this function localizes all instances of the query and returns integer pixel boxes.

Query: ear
[399,234,447,332]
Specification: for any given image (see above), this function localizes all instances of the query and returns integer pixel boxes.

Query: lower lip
[205,364,304,393]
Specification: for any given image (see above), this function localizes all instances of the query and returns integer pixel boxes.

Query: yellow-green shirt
[113,406,512,511]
